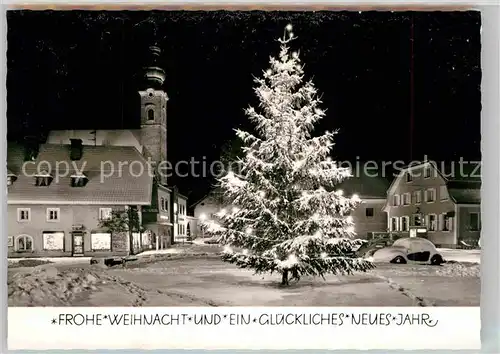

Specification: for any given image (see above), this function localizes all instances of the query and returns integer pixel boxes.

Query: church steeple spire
[143,45,165,89]
[139,44,168,186]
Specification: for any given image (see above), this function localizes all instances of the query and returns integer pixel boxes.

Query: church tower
[139,45,168,185]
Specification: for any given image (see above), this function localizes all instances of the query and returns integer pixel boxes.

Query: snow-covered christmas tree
[203,24,374,286]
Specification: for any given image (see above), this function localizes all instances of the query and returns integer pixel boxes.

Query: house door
[72,232,84,256]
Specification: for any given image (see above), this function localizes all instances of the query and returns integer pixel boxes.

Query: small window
[469,212,480,231]
[403,193,411,205]
[148,109,155,120]
[406,172,413,182]
[46,208,60,222]
[427,214,437,231]
[424,166,431,178]
[401,216,409,232]
[99,208,112,220]
[393,194,400,206]
[425,188,436,202]
[16,235,33,252]
[391,217,398,231]
[365,208,374,218]
[414,190,422,204]
[439,213,453,232]
[160,197,165,211]
[17,208,30,222]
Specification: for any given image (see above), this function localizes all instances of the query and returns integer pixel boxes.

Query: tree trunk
[281,269,289,286]
[129,230,134,256]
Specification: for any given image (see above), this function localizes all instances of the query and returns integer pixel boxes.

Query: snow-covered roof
[385,161,481,205]
[336,169,392,199]
[190,187,224,208]
[447,181,481,204]
[7,142,153,205]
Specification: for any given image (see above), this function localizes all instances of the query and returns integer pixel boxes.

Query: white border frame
[1,3,499,353]
[479,5,499,352]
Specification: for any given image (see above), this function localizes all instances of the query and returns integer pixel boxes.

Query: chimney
[23,135,39,162]
[70,139,83,161]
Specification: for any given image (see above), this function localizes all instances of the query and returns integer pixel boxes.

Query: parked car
[367,237,444,265]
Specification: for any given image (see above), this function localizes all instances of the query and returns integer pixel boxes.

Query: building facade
[7,143,154,258]
[173,193,189,242]
[334,167,391,239]
[192,188,233,239]
[383,161,481,247]
[7,46,189,258]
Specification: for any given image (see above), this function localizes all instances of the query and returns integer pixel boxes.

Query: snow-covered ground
[7,242,480,307]
[138,248,185,256]
[8,264,102,306]
[136,242,223,259]
[8,257,91,265]
[438,248,480,264]
[8,256,480,307]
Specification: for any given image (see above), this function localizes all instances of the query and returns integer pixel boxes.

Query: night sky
[6,10,481,200]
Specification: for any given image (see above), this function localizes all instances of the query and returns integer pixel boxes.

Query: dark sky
[7,10,481,199]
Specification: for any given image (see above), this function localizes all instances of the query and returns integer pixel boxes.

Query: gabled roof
[7,142,153,205]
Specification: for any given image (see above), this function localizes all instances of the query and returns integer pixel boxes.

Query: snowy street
[8,246,480,307]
